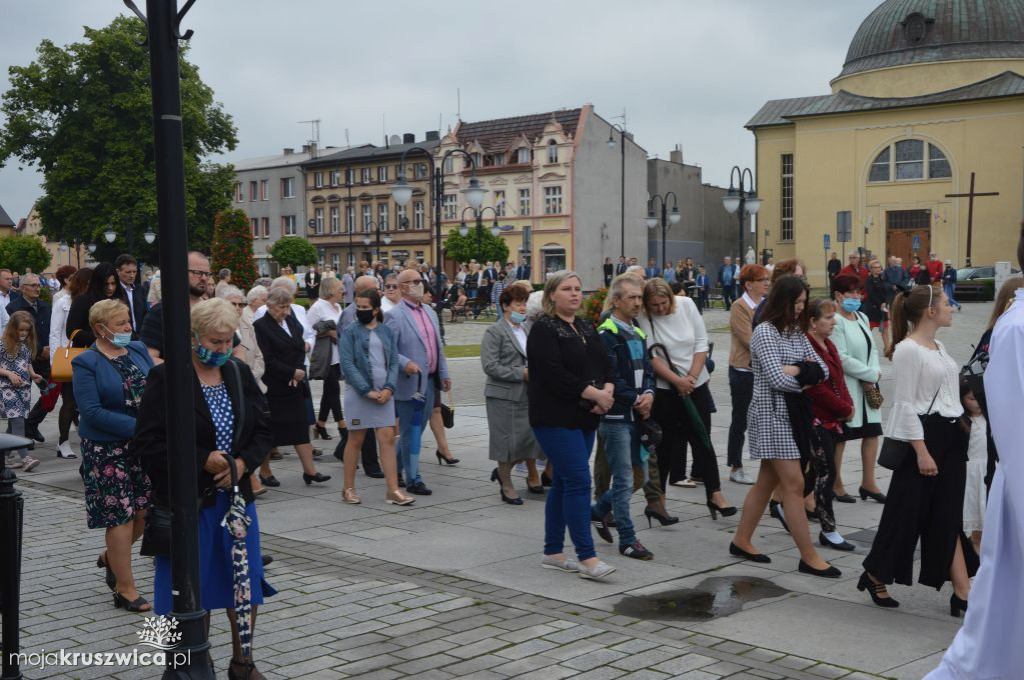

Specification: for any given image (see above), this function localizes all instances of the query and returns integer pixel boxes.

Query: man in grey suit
[385,268,451,495]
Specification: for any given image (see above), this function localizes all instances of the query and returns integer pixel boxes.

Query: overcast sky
[0,0,880,223]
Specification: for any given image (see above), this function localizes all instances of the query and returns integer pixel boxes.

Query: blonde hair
[319,276,342,299]
[541,270,581,317]
[191,297,239,338]
[642,278,677,317]
[988,276,1024,330]
[88,299,130,333]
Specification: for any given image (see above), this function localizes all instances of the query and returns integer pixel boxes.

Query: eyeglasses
[232,302,247,309]
[189,269,212,278]
[384,284,399,290]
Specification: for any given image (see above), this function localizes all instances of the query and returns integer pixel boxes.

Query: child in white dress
[960,382,987,556]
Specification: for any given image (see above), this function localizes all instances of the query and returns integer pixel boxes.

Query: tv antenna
[612,108,627,130]
[298,119,320,147]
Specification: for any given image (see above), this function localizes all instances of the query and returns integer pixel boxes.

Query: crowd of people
[0,230,1018,677]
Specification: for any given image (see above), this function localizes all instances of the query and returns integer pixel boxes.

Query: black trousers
[25,357,51,430]
[863,415,979,588]
[317,364,343,422]
[653,384,719,501]
[727,367,754,468]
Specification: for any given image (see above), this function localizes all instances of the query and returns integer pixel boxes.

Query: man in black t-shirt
[140,252,211,362]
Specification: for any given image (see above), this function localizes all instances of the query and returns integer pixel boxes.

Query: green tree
[269,237,318,271]
[444,227,509,265]
[211,209,258,291]
[0,16,237,254]
[0,235,52,274]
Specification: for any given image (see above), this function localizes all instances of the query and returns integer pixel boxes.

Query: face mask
[102,325,132,348]
[509,310,527,324]
[356,309,376,325]
[193,335,232,367]
[842,298,861,313]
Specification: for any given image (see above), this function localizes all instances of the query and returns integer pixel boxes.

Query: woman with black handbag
[859,284,977,614]
[134,298,276,679]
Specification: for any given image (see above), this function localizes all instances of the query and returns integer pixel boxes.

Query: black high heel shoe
[259,475,280,487]
[228,658,264,680]
[707,501,737,520]
[644,507,680,527]
[540,471,553,487]
[97,553,116,591]
[950,593,968,618]
[113,591,151,612]
[859,486,887,504]
[500,488,524,505]
[314,424,332,440]
[857,572,899,608]
[818,532,855,551]
[729,542,771,563]
[768,500,790,533]
[798,559,841,579]
[303,472,331,485]
[436,450,459,465]
[527,480,545,494]
[490,468,500,483]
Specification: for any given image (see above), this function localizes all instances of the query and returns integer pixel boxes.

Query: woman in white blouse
[306,277,347,442]
[637,279,734,521]
[860,284,977,613]
[50,266,91,459]
[830,274,884,503]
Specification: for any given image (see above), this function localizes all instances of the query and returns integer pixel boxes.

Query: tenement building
[747,0,1024,285]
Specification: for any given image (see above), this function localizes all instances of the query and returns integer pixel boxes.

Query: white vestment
[926,288,1024,680]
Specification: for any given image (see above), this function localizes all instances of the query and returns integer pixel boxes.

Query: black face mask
[356,309,376,325]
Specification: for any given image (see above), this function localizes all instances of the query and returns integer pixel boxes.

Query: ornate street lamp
[722,167,762,263]
[458,207,502,262]
[103,226,117,243]
[645,193,681,268]
[144,229,157,244]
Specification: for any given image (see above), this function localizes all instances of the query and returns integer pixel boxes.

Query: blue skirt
[153,494,276,615]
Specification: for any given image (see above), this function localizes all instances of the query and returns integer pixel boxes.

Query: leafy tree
[0,235,52,274]
[0,16,237,255]
[211,209,258,291]
[268,237,317,271]
[444,227,509,265]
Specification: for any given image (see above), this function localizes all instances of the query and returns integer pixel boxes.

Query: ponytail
[886,292,907,359]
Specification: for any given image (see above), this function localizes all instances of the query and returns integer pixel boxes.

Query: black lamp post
[722,166,762,265]
[1,433,33,680]
[346,177,354,271]
[125,0,212,676]
[361,220,392,262]
[645,192,681,268]
[606,124,627,258]
[459,207,501,262]
[390,148,485,331]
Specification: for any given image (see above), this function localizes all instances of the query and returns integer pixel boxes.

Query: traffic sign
[836,211,852,242]
[823,234,831,251]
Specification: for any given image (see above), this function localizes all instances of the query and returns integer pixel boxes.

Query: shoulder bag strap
[228,360,246,455]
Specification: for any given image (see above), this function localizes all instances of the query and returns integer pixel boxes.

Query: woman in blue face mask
[481,282,546,504]
[830,274,885,504]
[71,298,155,611]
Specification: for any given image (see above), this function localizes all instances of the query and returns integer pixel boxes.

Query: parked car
[955,266,1020,301]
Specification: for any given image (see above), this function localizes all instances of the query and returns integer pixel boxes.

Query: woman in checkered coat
[730,277,841,578]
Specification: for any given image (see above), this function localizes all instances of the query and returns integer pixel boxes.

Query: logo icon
[137,615,182,651]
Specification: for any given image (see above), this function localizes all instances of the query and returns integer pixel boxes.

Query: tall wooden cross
[945,172,999,267]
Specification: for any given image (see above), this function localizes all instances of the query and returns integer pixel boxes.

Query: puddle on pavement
[612,576,788,621]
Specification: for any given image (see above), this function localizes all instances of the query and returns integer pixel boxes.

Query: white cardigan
[636,296,709,390]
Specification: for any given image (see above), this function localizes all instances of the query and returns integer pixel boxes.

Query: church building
[747,0,1024,285]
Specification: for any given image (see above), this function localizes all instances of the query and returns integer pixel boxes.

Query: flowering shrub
[582,287,608,327]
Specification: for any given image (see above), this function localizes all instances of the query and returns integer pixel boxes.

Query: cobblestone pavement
[5,301,994,679]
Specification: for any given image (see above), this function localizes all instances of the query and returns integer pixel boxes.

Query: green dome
[840,0,1024,77]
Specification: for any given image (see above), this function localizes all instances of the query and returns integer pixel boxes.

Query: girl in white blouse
[860,284,978,614]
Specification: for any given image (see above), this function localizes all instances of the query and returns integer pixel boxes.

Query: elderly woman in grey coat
[482,283,545,504]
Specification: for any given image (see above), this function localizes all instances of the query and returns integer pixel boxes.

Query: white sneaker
[730,468,755,485]
[21,456,40,472]
[578,560,616,580]
[57,441,78,459]
[541,555,580,572]
[5,455,22,469]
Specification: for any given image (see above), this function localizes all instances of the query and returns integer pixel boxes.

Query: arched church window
[868,140,952,183]
[547,140,558,163]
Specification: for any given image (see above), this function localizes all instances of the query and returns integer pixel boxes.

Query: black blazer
[133,359,271,505]
[122,283,148,335]
[253,313,308,397]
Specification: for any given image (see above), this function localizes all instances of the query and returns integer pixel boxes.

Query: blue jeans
[533,426,597,562]
[593,421,638,547]
[943,283,960,308]
[396,377,434,487]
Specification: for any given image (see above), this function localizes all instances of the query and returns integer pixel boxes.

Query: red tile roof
[454,108,583,153]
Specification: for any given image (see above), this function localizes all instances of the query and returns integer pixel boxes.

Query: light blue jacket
[339,321,399,397]
[384,300,449,401]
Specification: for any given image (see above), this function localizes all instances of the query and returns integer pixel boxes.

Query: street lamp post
[722,166,762,265]
[390,147,485,333]
[361,220,392,262]
[459,207,501,262]
[607,124,627,258]
[645,192,681,268]
[346,177,354,272]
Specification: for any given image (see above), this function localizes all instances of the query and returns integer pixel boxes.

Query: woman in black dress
[602,257,614,287]
[863,259,892,356]
[253,288,329,485]
[65,263,130,348]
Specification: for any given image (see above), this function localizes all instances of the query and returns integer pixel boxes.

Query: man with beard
[140,251,212,363]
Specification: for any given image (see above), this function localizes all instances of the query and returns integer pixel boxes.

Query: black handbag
[878,387,940,471]
[140,504,172,558]
[440,390,455,429]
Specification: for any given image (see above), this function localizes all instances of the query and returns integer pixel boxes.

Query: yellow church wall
[830,59,1024,97]
[756,98,1024,287]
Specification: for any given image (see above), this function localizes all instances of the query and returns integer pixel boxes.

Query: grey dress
[481,319,544,462]
[344,329,395,430]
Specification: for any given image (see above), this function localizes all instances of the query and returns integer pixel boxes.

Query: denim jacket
[339,321,399,396]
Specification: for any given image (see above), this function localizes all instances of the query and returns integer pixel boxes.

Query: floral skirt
[79,438,151,529]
